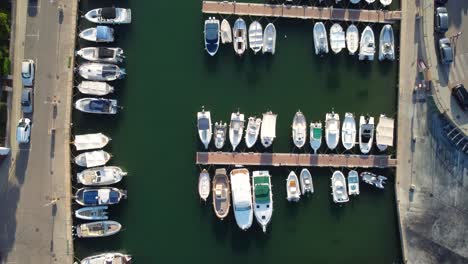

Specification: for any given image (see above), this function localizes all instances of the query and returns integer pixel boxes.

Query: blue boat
[79,25,115,43]
[204,17,220,56]
[75,187,127,206]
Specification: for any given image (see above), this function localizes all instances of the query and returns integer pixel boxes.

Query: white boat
[73,133,110,151]
[359,26,375,61]
[341,112,356,150]
[84,7,131,24]
[331,170,349,203]
[300,168,314,195]
[286,171,301,202]
[229,111,245,151]
[347,170,360,196]
[330,23,346,54]
[361,172,387,189]
[79,26,114,43]
[230,168,253,230]
[77,166,127,186]
[359,115,375,154]
[77,81,114,96]
[81,253,131,264]
[325,111,340,150]
[346,24,359,55]
[313,22,329,55]
[76,221,121,238]
[378,25,395,61]
[310,122,322,154]
[365,0,376,3]
[197,107,212,150]
[220,19,232,44]
[75,187,127,206]
[204,17,220,56]
[74,150,111,168]
[252,170,273,233]
[260,111,277,148]
[78,63,125,81]
[212,168,230,219]
[213,121,227,149]
[77,47,124,63]
[75,206,109,221]
[380,0,392,6]
[233,18,247,56]
[262,23,276,55]
[376,114,394,151]
[198,169,210,202]
[74,98,118,115]
[292,111,307,148]
[245,117,261,149]
[248,21,263,54]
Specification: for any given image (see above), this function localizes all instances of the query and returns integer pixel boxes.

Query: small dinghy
[286,171,301,202]
[77,81,114,96]
[79,26,114,43]
[220,19,232,44]
[325,111,340,150]
[331,170,349,203]
[361,172,387,189]
[197,107,212,149]
[378,25,395,61]
[380,0,392,7]
[261,111,277,148]
[213,121,227,149]
[248,21,263,54]
[230,168,253,230]
[78,63,125,81]
[313,22,329,55]
[73,133,110,151]
[74,150,111,168]
[376,114,394,151]
[75,206,109,221]
[74,98,118,115]
[252,170,273,232]
[76,221,121,238]
[81,252,131,264]
[84,7,131,24]
[262,23,276,55]
[330,23,346,54]
[204,17,220,56]
[292,111,307,148]
[359,115,375,154]
[212,168,231,219]
[310,122,322,154]
[346,24,359,55]
[198,169,210,202]
[300,168,314,195]
[341,113,356,150]
[348,170,360,196]
[359,26,376,61]
[229,111,245,151]
[75,187,127,206]
[233,18,247,56]
[77,47,124,63]
[245,117,261,148]
[77,166,127,186]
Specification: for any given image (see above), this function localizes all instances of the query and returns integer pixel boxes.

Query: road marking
[25,34,39,38]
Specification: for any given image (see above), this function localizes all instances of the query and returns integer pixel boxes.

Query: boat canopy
[376,117,394,146]
[96,26,112,41]
[101,7,117,19]
[262,113,277,138]
[198,118,210,130]
[90,100,112,112]
[254,176,270,203]
[348,176,359,183]
[313,127,321,139]
[97,48,114,58]
[83,189,119,204]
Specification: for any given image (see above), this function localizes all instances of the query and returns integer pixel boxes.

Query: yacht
[286,171,301,202]
[212,168,231,219]
[330,23,346,54]
[204,17,220,56]
[73,132,110,151]
[245,117,261,148]
[331,170,349,203]
[292,111,307,148]
[75,206,109,221]
[76,221,121,238]
[249,21,263,54]
[261,111,277,148]
[380,0,392,6]
[77,81,114,96]
[359,115,375,154]
[252,170,273,233]
[262,23,276,55]
[376,114,394,151]
[197,107,212,149]
[74,98,118,115]
[325,111,340,150]
[359,26,375,61]
[74,150,111,168]
[229,111,245,151]
[75,187,127,206]
[213,121,227,149]
[346,24,359,55]
[84,7,131,24]
[347,170,360,195]
[233,18,247,56]
[300,168,314,195]
[198,169,210,202]
[77,47,124,63]
[230,168,253,230]
[361,172,387,189]
[220,19,232,44]
[78,63,126,81]
[79,26,114,42]
[378,25,395,61]
[341,113,356,150]
[310,122,322,154]
[80,253,131,264]
[313,22,329,55]
[77,166,127,186]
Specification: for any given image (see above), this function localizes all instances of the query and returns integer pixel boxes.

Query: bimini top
[90,99,112,112]
[97,48,115,58]
[101,7,117,19]
[254,176,270,203]
[312,127,321,139]
[96,26,113,41]
[376,116,394,146]
[198,117,210,130]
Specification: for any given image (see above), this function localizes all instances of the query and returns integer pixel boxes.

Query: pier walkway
[202,1,402,24]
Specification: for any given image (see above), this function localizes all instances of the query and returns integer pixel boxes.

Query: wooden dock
[202,1,402,24]
[196,152,397,168]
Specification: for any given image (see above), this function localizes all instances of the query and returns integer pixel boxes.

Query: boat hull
[252,171,273,233]
[76,221,121,238]
[75,206,109,221]
[262,23,276,55]
[230,168,253,230]
[198,170,210,201]
[212,169,231,219]
[300,168,314,195]
[286,171,301,202]
[233,18,247,56]
[331,171,349,203]
[77,166,126,186]
[81,253,131,264]
[75,187,126,206]
[197,110,212,150]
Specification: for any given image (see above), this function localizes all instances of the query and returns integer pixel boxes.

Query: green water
[74,0,402,262]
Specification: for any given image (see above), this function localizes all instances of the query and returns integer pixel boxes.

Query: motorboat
[365,0,376,3]
[81,253,131,264]
[213,121,227,149]
[330,23,346,54]
[78,63,125,81]
[346,24,359,55]
[74,98,118,115]
[212,168,231,220]
[380,0,392,6]
[286,171,301,202]
[378,25,395,61]
[84,7,131,24]
[77,166,127,186]
[292,111,307,148]
[361,172,387,189]
[248,21,263,54]
[229,111,245,151]
[359,26,375,61]
[220,19,232,44]
[75,187,127,206]
[233,18,247,56]
[76,221,121,238]
[197,107,212,149]
[350,0,361,4]
[198,169,210,202]
[262,23,276,55]
[230,168,253,230]
[313,22,329,55]
[76,47,124,63]
[347,170,360,195]
[331,170,349,203]
[79,26,114,43]
[204,17,220,56]
[310,122,322,154]
[75,206,109,221]
[376,114,394,151]
[359,115,375,154]
[341,113,356,150]
[245,117,261,148]
[300,168,314,195]
[260,111,277,148]
[73,133,110,151]
[252,170,273,233]
[74,150,111,168]
[77,81,114,96]
[325,111,340,150]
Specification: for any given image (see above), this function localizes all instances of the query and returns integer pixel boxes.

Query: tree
[0,12,10,41]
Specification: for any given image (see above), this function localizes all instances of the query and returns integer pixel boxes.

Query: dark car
[435,0,448,5]
[21,88,33,114]
[439,38,453,64]
[452,84,468,111]
[435,7,448,33]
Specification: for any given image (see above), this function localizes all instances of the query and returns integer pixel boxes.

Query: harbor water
[74,0,402,262]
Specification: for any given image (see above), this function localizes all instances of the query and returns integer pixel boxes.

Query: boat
[313,22,329,55]
[81,253,132,264]
[359,115,375,154]
[252,170,273,232]
[347,170,360,196]
[262,23,276,55]
[79,26,114,43]
[204,17,220,56]
[310,122,322,154]
[77,166,127,186]
[74,98,118,115]
[359,26,376,61]
[248,21,263,54]
[245,117,261,148]
[350,0,361,4]
[378,25,395,61]
[76,47,124,63]
[346,24,359,55]
[286,171,301,202]
[233,18,247,56]
[74,150,111,168]
[341,112,356,150]
[365,0,376,3]
[75,206,109,221]
[230,168,253,230]
[260,111,277,148]
[325,111,340,150]
[330,23,346,54]
[76,221,121,238]
[361,172,387,189]
[380,0,392,6]
[212,168,230,219]
[75,187,127,206]
[376,114,394,151]
[197,107,212,149]
[213,121,227,149]
[220,19,232,44]
[73,133,110,151]
[331,170,349,203]
[84,7,131,24]
[77,81,114,96]
[78,63,125,81]
[300,168,314,195]
[198,169,210,202]
[229,111,245,151]
[292,111,307,148]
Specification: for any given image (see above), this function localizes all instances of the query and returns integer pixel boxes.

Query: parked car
[21,88,33,114]
[435,0,448,5]
[21,59,35,86]
[16,118,31,144]
[435,7,448,33]
[439,38,453,64]
[452,84,468,111]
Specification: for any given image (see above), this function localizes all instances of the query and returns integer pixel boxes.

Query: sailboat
[77,81,114,96]
[376,114,394,151]
[252,170,273,233]
[341,113,356,150]
[347,170,360,196]
[361,172,387,189]
[331,170,349,203]
[313,22,329,55]
[77,166,127,186]
[262,23,276,55]
[346,24,359,55]
[230,168,253,230]
[330,23,346,54]
[76,221,121,238]
[80,253,131,264]
[380,0,392,6]
[359,115,375,154]
[84,7,131,24]
[261,111,277,148]
[292,111,307,148]
[233,18,248,56]
[310,122,322,154]
[75,206,109,221]
[204,17,220,56]
[248,21,263,54]
[359,26,376,61]
[378,25,395,61]
[229,111,245,151]
[286,171,301,202]
[213,121,227,149]
[325,111,340,150]
[212,168,231,219]
[220,19,232,44]
[300,168,314,195]
[74,150,111,168]
[198,169,210,202]
[245,117,261,148]
[73,132,110,151]
[197,107,212,150]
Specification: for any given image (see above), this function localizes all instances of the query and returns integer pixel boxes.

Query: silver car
[21,59,35,86]
[21,88,33,113]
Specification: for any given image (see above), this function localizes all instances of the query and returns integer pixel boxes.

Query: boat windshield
[198,118,210,130]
